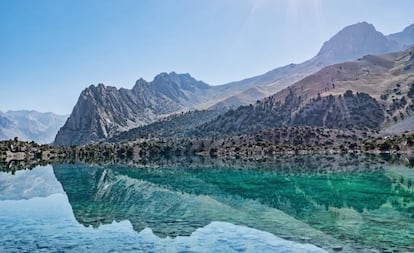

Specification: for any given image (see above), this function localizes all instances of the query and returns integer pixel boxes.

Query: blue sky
[1,0,414,114]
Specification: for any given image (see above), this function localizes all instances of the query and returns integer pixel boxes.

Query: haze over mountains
[0,110,67,144]
[54,22,414,146]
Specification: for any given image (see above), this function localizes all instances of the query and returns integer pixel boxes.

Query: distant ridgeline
[0,110,67,144]
[54,22,414,147]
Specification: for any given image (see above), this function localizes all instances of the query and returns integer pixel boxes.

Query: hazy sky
[1,0,414,114]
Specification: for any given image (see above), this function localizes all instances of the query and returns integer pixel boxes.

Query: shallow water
[0,155,413,252]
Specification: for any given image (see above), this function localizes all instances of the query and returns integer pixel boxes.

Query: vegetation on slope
[109,108,227,142]
[195,90,383,137]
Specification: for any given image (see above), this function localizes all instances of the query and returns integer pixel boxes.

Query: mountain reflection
[52,155,414,252]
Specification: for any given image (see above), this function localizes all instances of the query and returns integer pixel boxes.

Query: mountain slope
[0,110,67,144]
[315,22,399,64]
[388,24,414,48]
[0,114,21,140]
[208,22,410,109]
[56,22,414,146]
[109,108,226,143]
[198,47,414,136]
[54,72,213,146]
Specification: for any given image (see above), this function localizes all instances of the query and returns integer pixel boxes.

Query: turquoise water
[0,155,414,252]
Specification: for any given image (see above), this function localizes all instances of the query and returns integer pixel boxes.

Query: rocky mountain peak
[402,24,414,33]
[134,77,147,86]
[153,71,191,83]
[151,72,210,92]
[387,23,414,47]
[54,72,213,146]
[316,22,398,64]
[132,78,149,93]
[152,72,177,87]
[82,83,119,99]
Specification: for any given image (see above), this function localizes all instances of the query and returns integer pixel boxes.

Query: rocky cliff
[54,72,211,146]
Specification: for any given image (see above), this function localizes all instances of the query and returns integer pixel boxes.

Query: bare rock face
[54,72,211,146]
[316,22,400,64]
[388,24,414,48]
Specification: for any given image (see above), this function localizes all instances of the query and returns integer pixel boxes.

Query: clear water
[0,155,414,253]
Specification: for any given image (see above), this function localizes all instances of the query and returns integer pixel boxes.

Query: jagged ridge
[54,72,211,146]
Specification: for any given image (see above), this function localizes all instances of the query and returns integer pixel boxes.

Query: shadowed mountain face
[51,156,414,252]
[0,110,67,144]
[108,108,227,143]
[54,72,212,146]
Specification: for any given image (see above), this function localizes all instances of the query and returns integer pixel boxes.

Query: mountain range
[0,110,67,144]
[388,24,414,48]
[54,73,213,146]
[199,47,414,135]
[54,21,414,146]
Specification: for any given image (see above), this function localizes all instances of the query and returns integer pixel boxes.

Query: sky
[1,0,414,115]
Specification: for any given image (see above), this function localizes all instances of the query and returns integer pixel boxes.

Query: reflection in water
[0,155,414,253]
[53,164,343,248]
[52,155,414,253]
[0,165,63,200]
[0,192,326,253]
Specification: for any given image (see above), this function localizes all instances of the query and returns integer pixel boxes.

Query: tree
[379,140,392,151]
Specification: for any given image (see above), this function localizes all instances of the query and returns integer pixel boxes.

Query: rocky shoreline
[1,129,414,173]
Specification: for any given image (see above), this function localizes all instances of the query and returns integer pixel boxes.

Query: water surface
[0,155,413,252]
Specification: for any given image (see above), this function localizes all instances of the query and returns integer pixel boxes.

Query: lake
[0,155,413,252]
